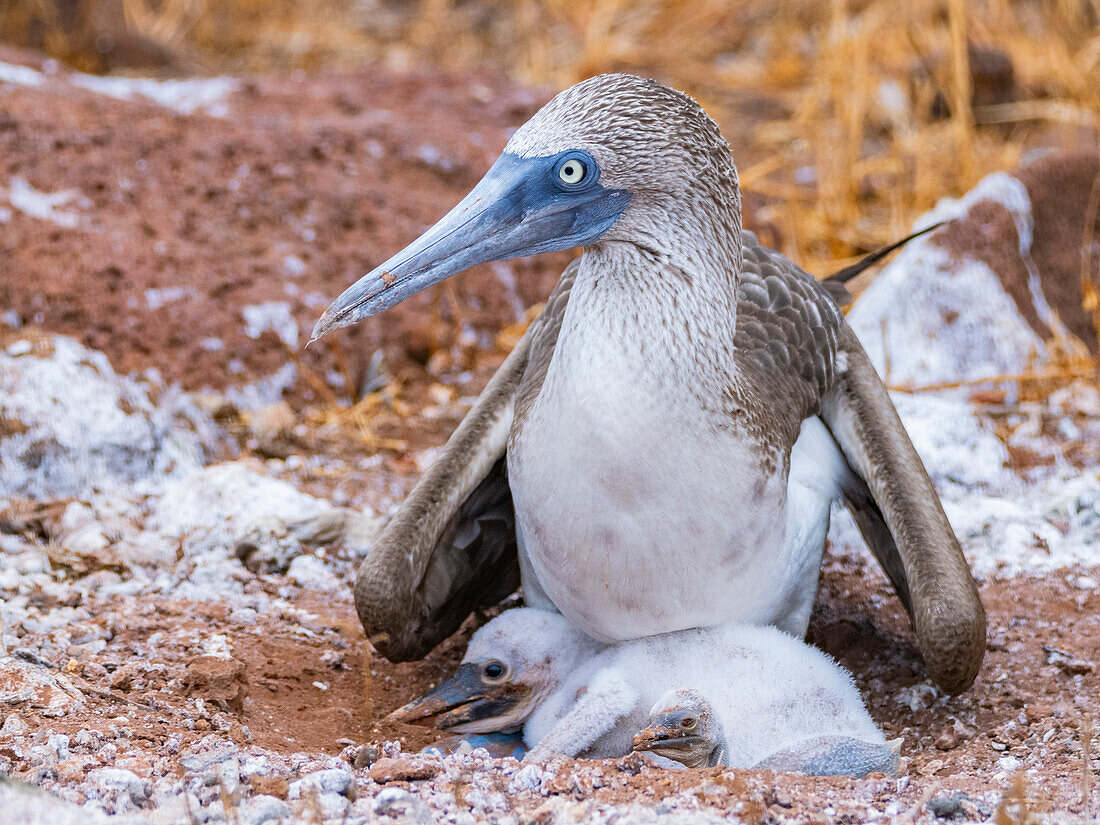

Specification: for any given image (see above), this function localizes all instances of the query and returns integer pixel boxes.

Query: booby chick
[633,688,901,777]
[389,608,891,773]
[314,73,986,695]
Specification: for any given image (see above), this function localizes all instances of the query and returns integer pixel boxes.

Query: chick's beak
[632,724,680,753]
[386,663,522,731]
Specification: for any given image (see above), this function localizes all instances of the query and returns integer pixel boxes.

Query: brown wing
[821,326,986,694]
[733,233,847,453]
[353,262,578,662]
[737,233,985,694]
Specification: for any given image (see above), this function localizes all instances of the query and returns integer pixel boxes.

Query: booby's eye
[558,159,586,184]
[680,716,698,731]
[552,151,597,190]
[481,660,508,683]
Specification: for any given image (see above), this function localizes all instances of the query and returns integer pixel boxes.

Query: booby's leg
[523,671,639,762]
[754,736,902,778]
[773,416,850,638]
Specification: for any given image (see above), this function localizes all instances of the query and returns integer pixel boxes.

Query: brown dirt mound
[933,151,1100,354]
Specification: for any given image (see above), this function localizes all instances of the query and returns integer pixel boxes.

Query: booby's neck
[544,238,742,414]
[575,178,745,364]
[601,147,744,287]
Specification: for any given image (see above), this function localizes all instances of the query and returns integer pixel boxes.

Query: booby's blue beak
[311,150,631,340]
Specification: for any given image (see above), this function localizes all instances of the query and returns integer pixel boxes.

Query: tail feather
[825,221,945,285]
[821,221,946,307]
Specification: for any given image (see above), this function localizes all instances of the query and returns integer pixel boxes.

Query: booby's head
[386,608,602,734]
[312,73,741,339]
[632,688,725,769]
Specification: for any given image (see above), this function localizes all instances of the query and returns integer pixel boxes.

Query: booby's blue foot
[755,736,902,778]
[421,732,527,760]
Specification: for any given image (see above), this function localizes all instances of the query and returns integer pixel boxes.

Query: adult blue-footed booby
[312,74,986,694]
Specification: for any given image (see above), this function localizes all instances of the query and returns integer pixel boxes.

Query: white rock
[223,363,298,410]
[145,286,195,311]
[242,301,299,348]
[202,634,233,659]
[0,62,44,87]
[315,790,349,816]
[4,177,87,228]
[47,733,70,760]
[282,255,306,277]
[69,74,238,117]
[243,794,290,825]
[891,393,1014,490]
[153,463,333,560]
[848,172,1046,388]
[373,787,431,821]
[0,336,215,497]
[0,779,113,825]
[85,767,148,801]
[229,607,260,625]
[828,390,1100,580]
[287,555,341,591]
[2,713,29,734]
[0,658,85,715]
[288,767,353,798]
[509,763,546,794]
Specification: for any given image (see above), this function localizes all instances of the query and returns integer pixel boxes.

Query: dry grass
[994,773,1043,825]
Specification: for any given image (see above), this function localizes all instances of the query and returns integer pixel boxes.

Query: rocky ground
[1,47,1099,824]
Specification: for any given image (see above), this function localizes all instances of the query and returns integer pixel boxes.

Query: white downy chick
[389,607,892,775]
[634,688,901,776]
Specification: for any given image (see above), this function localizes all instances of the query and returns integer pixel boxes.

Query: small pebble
[374,786,430,820]
[927,792,966,819]
[288,767,353,798]
[243,794,290,825]
[2,714,29,735]
[368,757,440,784]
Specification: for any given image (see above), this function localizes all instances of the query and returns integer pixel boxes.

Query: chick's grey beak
[311,152,631,340]
[632,710,700,754]
[385,663,519,730]
[632,724,680,753]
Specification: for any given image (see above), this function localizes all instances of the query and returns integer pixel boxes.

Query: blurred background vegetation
[1,0,1098,274]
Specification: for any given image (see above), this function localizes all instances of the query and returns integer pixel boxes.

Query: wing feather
[821,328,986,694]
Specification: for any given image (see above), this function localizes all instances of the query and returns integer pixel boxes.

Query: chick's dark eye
[680,716,697,730]
[482,660,507,681]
